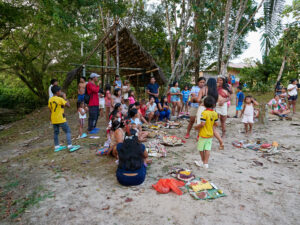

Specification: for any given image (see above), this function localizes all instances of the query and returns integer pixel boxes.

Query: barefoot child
[48,86,80,152]
[194,96,218,169]
[181,85,190,115]
[241,96,259,135]
[77,101,88,138]
[234,85,244,118]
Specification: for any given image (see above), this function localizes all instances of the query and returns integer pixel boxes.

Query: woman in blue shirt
[170,81,182,117]
[116,129,148,186]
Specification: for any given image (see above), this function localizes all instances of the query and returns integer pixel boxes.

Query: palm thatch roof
[105,27,167,86]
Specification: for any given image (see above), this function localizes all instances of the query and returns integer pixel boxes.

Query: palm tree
[260,0,285,60]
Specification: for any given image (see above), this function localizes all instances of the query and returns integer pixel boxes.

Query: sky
[148,0,295,63]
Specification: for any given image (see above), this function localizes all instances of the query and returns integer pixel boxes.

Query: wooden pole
[126,68,159,77]
[101,45,104,88]
[116,23,120,77]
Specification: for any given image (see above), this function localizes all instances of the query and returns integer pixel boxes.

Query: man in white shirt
[185,77,206,139]
[287,79,299,114]
[49,79,58,99]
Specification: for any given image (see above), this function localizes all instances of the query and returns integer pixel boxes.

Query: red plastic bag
[152,178,185,195]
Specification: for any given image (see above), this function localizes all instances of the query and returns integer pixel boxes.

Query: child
[121,99,129,118]
[114,75,122,89]
[105,84,112,121]
[194,96,218,169]
[48,86,80,152]
[181,85,190,115]
[234,85,245,118]
[99,89,105,118]
[77,101,88,139]
[241,96,259,136]
[128,90,136,105]
[122,80,130,100]
[280,88,287,99]
[139,99,147,118]
[129,108,148,142]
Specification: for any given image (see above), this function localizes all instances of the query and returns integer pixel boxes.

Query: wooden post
[116,23,120,77]
[101,45,104,88]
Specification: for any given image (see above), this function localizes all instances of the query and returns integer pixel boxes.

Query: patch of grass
[9,186,54,219]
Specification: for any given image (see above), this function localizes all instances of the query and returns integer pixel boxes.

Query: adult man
[49,79,58,99]
[78,77,86,102]
[146,77,159,104]
[185,77,206,139]
[86,73,101,131]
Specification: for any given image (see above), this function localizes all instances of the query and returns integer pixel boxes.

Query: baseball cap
[90,73,100,78]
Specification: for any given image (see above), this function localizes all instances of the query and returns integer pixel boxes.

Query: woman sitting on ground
[108,120,126,157]
[146,96,159,123]
[268,95,290,117]
[129,108,148,142]
[158,96,171,122]
[115,129,148,186]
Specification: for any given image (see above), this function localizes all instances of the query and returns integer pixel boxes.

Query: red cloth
[152,178,185,195]
[87,82,100,106]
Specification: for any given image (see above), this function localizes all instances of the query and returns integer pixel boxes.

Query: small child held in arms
[77,101,88,139]
[234,85,244,118]
[241,96,259,136]
[48,86,80,152]
[194,96,218,169]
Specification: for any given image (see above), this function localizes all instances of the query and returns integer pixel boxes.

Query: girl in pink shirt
[128,90,136,105]
[105,84,112,121]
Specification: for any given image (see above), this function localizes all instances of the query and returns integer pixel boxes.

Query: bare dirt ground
[1,102,300,225]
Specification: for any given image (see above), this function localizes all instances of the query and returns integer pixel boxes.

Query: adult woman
[111,88,122,109]
[196,78,224,149]
[129,108,148,142]
[108,120,126,157]
[216,77,231,138]
[158,96,171,122]
[146,96,159,122]
[170,81,182,117]
[275,81,283,96]
[116,129,148,186]
[287,79,298,115]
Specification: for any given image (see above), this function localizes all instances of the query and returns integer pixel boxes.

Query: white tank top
[78,108,86,119]
[244,104,254,116]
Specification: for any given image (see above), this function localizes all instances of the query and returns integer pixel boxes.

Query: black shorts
[288,95,298,101]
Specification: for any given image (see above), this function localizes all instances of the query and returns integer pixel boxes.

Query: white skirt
[216,103,227,116]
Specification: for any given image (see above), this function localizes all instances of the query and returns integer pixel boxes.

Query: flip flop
[54,146,67,152]
[69,145,81,152]
[81,133,87,138]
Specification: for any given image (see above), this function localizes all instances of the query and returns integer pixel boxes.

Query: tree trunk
[276,55,286,82]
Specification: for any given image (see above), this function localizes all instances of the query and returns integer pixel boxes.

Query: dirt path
[1,105,300,225]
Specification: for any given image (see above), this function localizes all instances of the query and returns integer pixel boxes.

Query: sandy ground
[1,105,300,225]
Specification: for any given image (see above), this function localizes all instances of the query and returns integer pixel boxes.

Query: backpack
[84,85,90,104]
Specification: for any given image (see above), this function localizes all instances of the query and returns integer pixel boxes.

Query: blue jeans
[88,106,99,131]
[116,166,146,186]
[159,109,171,121]
[53,122,72,146]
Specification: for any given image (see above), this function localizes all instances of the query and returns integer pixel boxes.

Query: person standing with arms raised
[86,73,101,132]
[146,77,160,104]
[184,77,206,139]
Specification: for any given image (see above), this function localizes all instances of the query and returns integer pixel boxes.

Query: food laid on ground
[164,121,182,129]
[176,169,195,182]
[162,136,183,146]
[186,178,226,200]
[147,130,167,138]
[146,140,167,157]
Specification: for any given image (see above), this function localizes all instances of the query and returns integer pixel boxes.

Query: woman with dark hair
[158,96,171,121]
[108,120,126,157]
[109,103,123,121]
[287,79,298,115]
[196,78,224,149]
[275,81,283,96]
[216,76,231,138]
[111,88,122,109]
[116,129,148,186]
[170,81,182,117]
[129,108,148,142]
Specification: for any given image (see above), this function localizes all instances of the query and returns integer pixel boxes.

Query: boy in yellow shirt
[48,86,80,152]
[194,96,218,168]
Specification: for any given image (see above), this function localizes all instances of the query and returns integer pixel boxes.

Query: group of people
[47,74,299,186]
